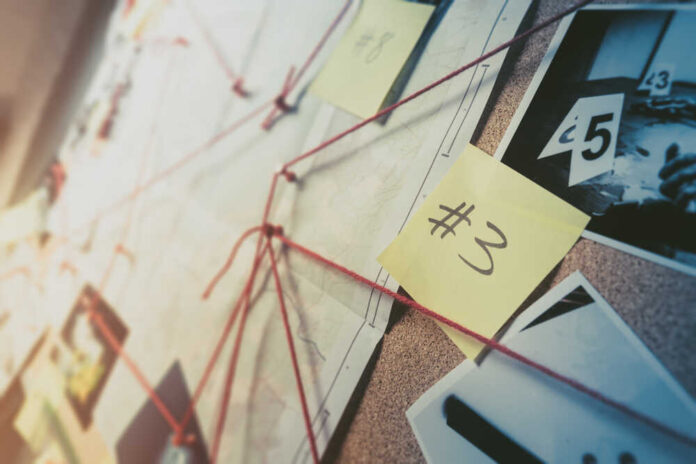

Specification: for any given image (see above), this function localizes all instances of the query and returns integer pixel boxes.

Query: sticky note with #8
[310,0,435,119]
[378,144,589,359]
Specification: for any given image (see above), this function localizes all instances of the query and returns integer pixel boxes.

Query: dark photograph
[497,7,696,275]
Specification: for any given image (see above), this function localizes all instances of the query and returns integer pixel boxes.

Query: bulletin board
[323,0,696,462]
[0,0,694,463]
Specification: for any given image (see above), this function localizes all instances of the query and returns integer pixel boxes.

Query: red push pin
[261,66,295,130]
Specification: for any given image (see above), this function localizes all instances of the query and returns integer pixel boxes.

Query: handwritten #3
[428,201,508,276]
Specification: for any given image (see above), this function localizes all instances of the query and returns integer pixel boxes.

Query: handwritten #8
[428,201,508,276]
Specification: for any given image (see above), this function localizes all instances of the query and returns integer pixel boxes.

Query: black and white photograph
[407,272,696,463]
[495,5,696,276]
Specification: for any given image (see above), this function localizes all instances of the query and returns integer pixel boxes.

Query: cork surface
[324,0,696,462]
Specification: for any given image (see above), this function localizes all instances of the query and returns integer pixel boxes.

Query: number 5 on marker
[539,93,624,186]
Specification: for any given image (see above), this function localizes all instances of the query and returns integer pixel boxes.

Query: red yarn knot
[263,224,284,238]
[232,78,248,97]
[47,161,67,202]
[274,94,291,113]
[280,168,297,182]
[172,431,196,447]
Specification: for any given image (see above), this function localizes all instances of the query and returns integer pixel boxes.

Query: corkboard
[324,0,696,462]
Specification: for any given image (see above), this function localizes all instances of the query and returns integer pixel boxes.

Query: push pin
[232,78,248,97]
[261,66,295,130]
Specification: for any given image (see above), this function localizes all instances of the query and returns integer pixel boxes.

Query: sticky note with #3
[310,0,435,119]
[378,145,589,359]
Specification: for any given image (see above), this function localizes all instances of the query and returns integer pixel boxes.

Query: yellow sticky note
[378,145,589,358]
[311,0,434,118]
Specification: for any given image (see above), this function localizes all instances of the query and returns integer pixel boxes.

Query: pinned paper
[378,145,589,358]
[311,0,434,118]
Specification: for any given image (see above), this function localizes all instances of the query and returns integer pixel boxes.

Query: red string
[186,0,242,88]
[97,57,174,293]
[75,0,588,240]
[209,238,272,463]
[272,232,696,448]
[282,0,595,172]
[261,0,354,128]
[268,243,320,464]
[261,67,295,130]
[178,226,268,433]
[87,297,183,436]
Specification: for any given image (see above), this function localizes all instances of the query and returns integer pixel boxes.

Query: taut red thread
[282,0,595,172]
[37,1,607,459]
[272,232,696,448]
[268,244,320,464]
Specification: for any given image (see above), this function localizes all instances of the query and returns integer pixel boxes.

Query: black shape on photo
[116,361,209,464]
[60,285,129,429]
[443,395,543,464]
[521,285,594,332]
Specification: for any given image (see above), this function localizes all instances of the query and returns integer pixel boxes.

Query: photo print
[495,5,696,275]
